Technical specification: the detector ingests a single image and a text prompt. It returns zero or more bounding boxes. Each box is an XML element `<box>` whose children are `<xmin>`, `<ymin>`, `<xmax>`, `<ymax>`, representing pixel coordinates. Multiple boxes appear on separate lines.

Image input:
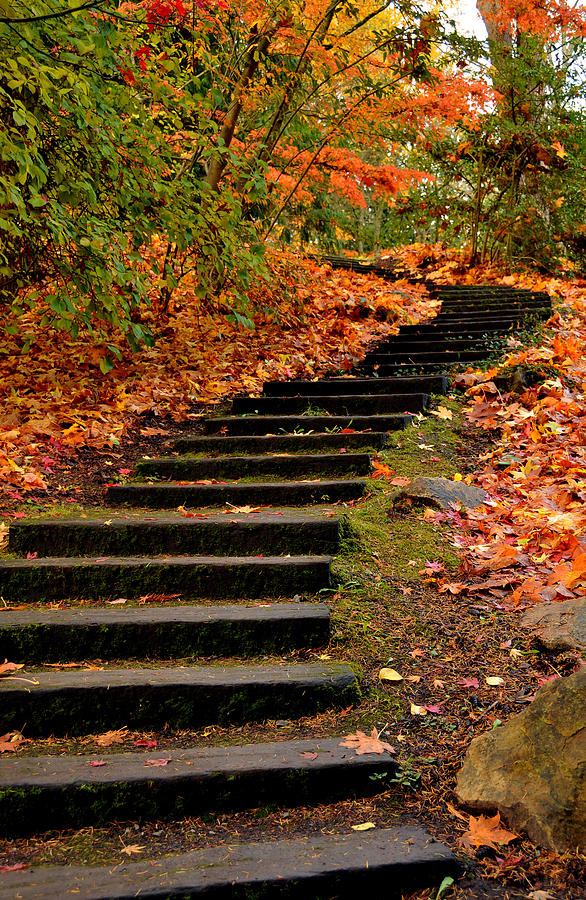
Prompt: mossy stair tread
<box><xmin>8</xmin><ymin>514</ymin><xmax>342</xmax><ymax>556</ymax></box>
<box><xmin>0</xmin><ymin>661</ymin><xmax>353</xmax><ymax>689</ymax></box>
<box><xmin>0</xmin><ymin>737</ymin><xmax>394</xmax><ymax>788</ymax></box>
<box><xmin>134</xmin><ymin>452</ymin><xmax>373</xmax><ymax>478</ymax></box>
<box><xmin>0</xmin><ymin>555</ymin><xmax>332</xmax><ymax>602</ymax></box>
<box><xmin>0</xmin><ymin>662</ymin><xmax>359</xmax><ymax>736</ymax></box>
<box><xmin>173</xmin><ymin>433</ymin><xmax>389</xmax><ymax>454</ymax></box>
<box><xmin>106</xmin><ymin>480</ymin><xmax>367</xmax><ymax>508</ymax></box>
<box><xmin>0</xmin><ymin>603</ymin><xmax>331</xmax><ymax>662</ymax></box>
<box><xmin>261</xmin><ymin>375</ymin><xmax>449</xmax><ymax>395</ymax></box>
<box><xmin>0</xmin><ymin>827</ymin><xmax>459</xmax><ymax>900</ymax></box>
<box><xmin>0</xmin><ymin>602</ymin><xmax>330</xmax><ymax>631</ymax></box>
<box><xmin>203</xmin><ymin>414</ymin><xmax>412</xmax><ymax>434</ymax></box>
<box><xmin>0</xmin><ymin>554</ymin><xmax>332</xmax><ymax>569</ymax></box>
<box><xmin>230</xmin><ymin>393</ymin><xmax>429</xmax><ymax>414</ymax></box>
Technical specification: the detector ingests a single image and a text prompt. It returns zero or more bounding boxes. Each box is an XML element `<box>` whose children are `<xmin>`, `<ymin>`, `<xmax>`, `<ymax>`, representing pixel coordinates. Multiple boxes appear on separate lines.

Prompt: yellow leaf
<box><xmin>379</xmin><ymin>668</ymin><xmax>403</xmax><ymax>682</ymax></box>
<box><xmin>486</xmin><ymin>676</ymin><xmax>504</xmax><ymax>686</ymax></box>
<box><xmin>120</xmin><ymin>844</ymin><xmax>145</xmax><ymax>856</ymax></box>
<box><xmin>410</xmin><ymin>703</ymin><xmax>427</xmax><ymax>716</ymax></box>
<box><xmin>453</xmin><ymin>473</ymin><xmax>462</xmax><ymax>482</ymax></box>
<box><xmin>351</xmin><ymin>822</ymin><xmax>376</xmax><ymax>831</ymax></box>
<box><xmin>431</xmin><ymin>406</ymin><xmax>453</xmax><ymax>420</ymax></box>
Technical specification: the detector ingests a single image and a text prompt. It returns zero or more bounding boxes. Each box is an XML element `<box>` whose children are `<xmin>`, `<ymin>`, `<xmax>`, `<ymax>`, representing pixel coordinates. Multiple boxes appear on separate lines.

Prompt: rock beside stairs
<box><xmin>456</xmin><ymin>670</ymin><xmax>586</xmax><ymax>852</ymax></box>
<box><xmin>391</xmin><ymin>475</ymin><xmax>487</xmax><ymax>510</ymax></box>
<box><xmin>522</xmin><ymin>597</ymin><xmax>586</xmax><ymax>653</ymax></box>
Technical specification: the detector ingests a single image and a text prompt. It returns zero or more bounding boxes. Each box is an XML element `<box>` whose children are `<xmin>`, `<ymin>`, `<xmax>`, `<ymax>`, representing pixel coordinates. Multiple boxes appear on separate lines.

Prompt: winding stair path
<box><xmin>0</xmin><ymin>282</ymin><xmax>551</xmax><ymax>899</ymax></box>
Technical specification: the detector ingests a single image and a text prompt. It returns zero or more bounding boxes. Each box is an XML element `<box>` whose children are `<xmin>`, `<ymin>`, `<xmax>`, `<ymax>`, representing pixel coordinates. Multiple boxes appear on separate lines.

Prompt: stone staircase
<box><xmin>0</xmin><ymin>283</ymin><xmax>551</xmax><ymax>899</ymax></box>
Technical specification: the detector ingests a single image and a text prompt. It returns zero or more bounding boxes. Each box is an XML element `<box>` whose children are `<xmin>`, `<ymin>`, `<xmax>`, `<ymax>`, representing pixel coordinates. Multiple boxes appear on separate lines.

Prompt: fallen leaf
<box><xmin>0</xmin><ymin>731</ymin><xmax>24</xmax><ymax>753</ymax></box>
<box><xmin>89</xmin><ymin>760</ymin><xmax>107</xmax><ymax>768</ymax></box>
<box><xmin>458</xmin><ymin>677</ymin><xmax>480</xmax><ymax>689</ymax></box>
<box><xmin>225</xmin><ymin>503</ymin><xmax>267</xmax><ymax>514</ymax></box>
<box><xmin>351</xmin><ymin>822</ymin><xmax>376</xmax><ymax>831</ymax></box>
<box><xmin>299</xmin><ymin>751</ymin><xmax>318</xmax><ymax>760</ymax></box>
<box><xmin>0</xmin><ymin>863</ymin><xmax>29</xmax><ymax>872</ymax></box>
<box><xmin>379</xmin><ymin>667</ymin><xmax>403</xmax><ymax>682</ymax></box>
<box><xmin>120</xmin><ymin>844</ymin><xmax>145</xmax><ymax>856</ymax></box>
<box><xmin>95</xmin><ymin>727</ymin><xmax>128</xmax><ymax>747</ymax></box>
<box><xmin>144</xmin><ymin>758</ymin><xmax>171</xmax><ymax>767</ymax></box>
<box><xmin>486</xmin><ymin>676</ymin><xmax>505</xmax><ymax>687</ymax></box>
<box><xmin>410</xmin><ymin>703</ymin><xmax>427</xmax><ymax>716</ymax></box>
<box><xmin>390</xmin><ymin>476</ymin><xmax>411</xmax><ymax>486</ymax></box>
<box><xmin>460</xmin><ymin>812</ymin><xmax>518</xmax><ymax>851</ymax></box>
<box><xmin>431</xmin><ymin>406</ymin><xmax>453</xmax><ymax>420</ymax></box>
<box><xmin>339</xmin><ymin>727</ymin><xmax>396</xmax><ymax>755</ymax></box>
<box><xmin>134</xmin><ymin>738</ymin><xmax>158</xmax><ymax>749</ymax></box>
<box><xmin>0</xmin><ymin>661</ymin><xmax>24</xmax><ymax>677</ymax></box>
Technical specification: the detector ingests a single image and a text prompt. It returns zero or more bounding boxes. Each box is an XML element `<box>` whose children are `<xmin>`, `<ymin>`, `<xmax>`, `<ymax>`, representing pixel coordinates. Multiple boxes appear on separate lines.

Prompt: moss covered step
<box><xmin>440</xmin><ymin>294</ymin><xmax>550</xmax><ymax>309</ymax></box>
<box><xmin>230</xmin><ymin>393</ymin><xmax>429</xmax><ymax>416</ymax></box>
<box><xmin>0</xmin><ymin>827</ymin><xmax>459</xmax><ymax>900</ymax></box>
<box><xmin>0</xmin><ymin>603</ymin><xmax>331</xmax><ymax>663</ymax></box>
<box><xmin>107</xmin><ymin>479</ymin><xmax>366</xmax><ymax>508</ymax></box>
<box><xmin>362</xmin><ymin>350</ymin><xmax>487</xmax><ymax>366</ymax></box>
<box><xmin>372</xmin><ymin>338</ymin><xmax>491</xmax><ymax>353</ymax></box>
<box><xmin>0</xmin><ymin>662</ymin><xmax>359</xmax><ymax>736</ymax></box>
<box><xmin>0</xmin><ymin>555</ymin><xmax>332</xmax><ymax>602</ymax></box>
<box><xmin>8</xmin><ymin>514</ymin><xmax>341</xmax><ymax>557</ymax></box>
<box><xmin>435</xmin><ymin>307</ymin><xmax>549</xmax><ymax>322</ymax></box>
<box><xmin>261</xmin><ymin>375</ymin><xmax>449</xmax><ymax>396</ymax></box>
<box><xmin>202</xmin><ymin>414</ymin><xmax>412</xmax><ymax>436</ymax></box>
<box><xmin>0</xmin><ymin>736</ymin><xmax>398</xmax><ymax>835</ymax></box>
<box><xmin>174</xmin><ymin>433</ymin><xmax>389</xmax><ymax>456</ymax></box>
<box><xmin>134</xmin><ymin>452</ymin><xmax>372</xmax><ymax>481</ymax></box>
<box><xmin>399</xmin><ymin>319</ymin><xmax>527</xmax><ymax>334</ymax></box>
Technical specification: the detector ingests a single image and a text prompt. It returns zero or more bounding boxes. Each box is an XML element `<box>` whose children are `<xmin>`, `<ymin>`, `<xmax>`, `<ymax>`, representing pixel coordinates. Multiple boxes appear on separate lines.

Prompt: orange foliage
<box><xmin>0</xmin><ymin>249</ymin><xmax>437</xmax><ymax>502</ymax></box>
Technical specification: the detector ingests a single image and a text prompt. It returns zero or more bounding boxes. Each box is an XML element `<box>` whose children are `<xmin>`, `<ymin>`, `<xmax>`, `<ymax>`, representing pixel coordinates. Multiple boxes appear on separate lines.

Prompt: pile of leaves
<box><xmin>0</xmin><ymin>251</ymin><xmax>437</xmax><ymax>502</ymax></box>
<box><xmin>421</xmin><ymin>271</ymin><xmax>586</xmax><ymax>616</ymax></box>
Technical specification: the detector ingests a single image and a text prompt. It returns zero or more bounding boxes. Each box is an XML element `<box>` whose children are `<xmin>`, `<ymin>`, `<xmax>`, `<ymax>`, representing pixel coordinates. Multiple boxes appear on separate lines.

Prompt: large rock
<box><xmin>522</xmin><ymin>597</ymin><xmax>586</xmax><ymax>653</ymax></box>
<box><xmin>392</xmin><ymin>476</ymin><xmax>487</xmax><ymax>510</ymax></box>
<box><xmin>456</xmin><ymin>670</ymin><xmax>586</xmax><ymax>852</ymax></box>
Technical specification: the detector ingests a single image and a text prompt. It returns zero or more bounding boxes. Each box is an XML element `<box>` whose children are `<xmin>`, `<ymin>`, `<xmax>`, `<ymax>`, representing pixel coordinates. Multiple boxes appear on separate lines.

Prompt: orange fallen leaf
<box><xmin>339</xmin><ymin>727</ymin><xmax>396</xmax><ymax>755</ymax></box>
<box><xmin>460</xmin><ymin>812</ymin><xmax>518</xmax><ymax>851</ymax></box>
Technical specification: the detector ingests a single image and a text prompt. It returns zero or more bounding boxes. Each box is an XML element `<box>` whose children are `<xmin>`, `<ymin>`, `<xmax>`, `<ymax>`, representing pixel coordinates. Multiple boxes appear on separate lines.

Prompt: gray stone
<box><xmin>0</xmin><ymin>827</ymin><xmax>459</xmax><ymax>900</ymax></box>
<box><xmin>522</xmin><ymin>597</ymin><xmax>586</xmax><ymax>652</ymax></box>
<box><xmin>392</xmin><ymin>476</ymin><xmax>487</xmax><ymax>510</ymax></box>
<box><xmin>456</xmin><ymin>670</ymin><xmax>586</xmax><ymax>852</ymax></box>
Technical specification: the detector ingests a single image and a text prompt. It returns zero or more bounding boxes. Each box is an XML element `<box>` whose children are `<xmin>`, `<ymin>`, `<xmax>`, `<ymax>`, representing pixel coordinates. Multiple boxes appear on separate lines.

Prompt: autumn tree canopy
<box><xmin>1</xmin><ymin>0</ymin><xmax>585</xmax><ymax>352</ymax></box>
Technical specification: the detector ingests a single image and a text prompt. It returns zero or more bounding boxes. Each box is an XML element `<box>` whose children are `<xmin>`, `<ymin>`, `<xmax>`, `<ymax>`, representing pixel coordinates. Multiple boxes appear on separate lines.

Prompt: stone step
<box><xmin>261</xmin><ymin>375</ymin><xmax>449</xmax><ymax>396</ymax></box>
<box><xmin>440</xmin><ymin>302</ymin><xmax>549</xmax><ymax>316</ymax></box>
<box><xmin>107</xmin><ymin>479</ymin><xmax>366</xmax><ymax>508</ymax></box>
<box><xmin>0</xmin><ymin>555</ymin><xmax>332</xmax><ymax>602</ymax></box>
<box><xmin>134</xmin><ymin>452</ymin><xmax>372</xmax><ymax>481</ymax></box>
<box><xmin>0</xmin><ymin>737</ymin><xmax>397</xmax><ymax>835</ymax></box>
<box><xmin>0</xmin><ymin>662</ymin><xmax>359</xmax><ymax>737</ymax></box>
<box><xmin>364</xmin><ymin>339</ymin><xmax>490</xmax><ymax>356</ymax></box>
<box><xmin>0</xmin><ymin>827</ymin><xmax>458</xmax><ymax>899</ymax></box>
<box><xmin>0</xmin><ymin>603</ymin><xmax>331</xmax><ymax>663</ymax></box>
<box><xmin>437</xmin><ymin>294</ymin><xmax>543</xmax><ymax>302</ymax></box>
<box><xmin>174</xmin><ymin>433</ymin><xmax>389</xmax><ymax>455</ymax></box>
<box><xmin>230</xmin><ymin>393</ymin><xmax>428</xmax><ymax>416</ymax></box>
<box><xmin>440</xmin><ymin>297</ymin><xmax>549</xmax><ymax>311</ymax></box>
<box><xmin>435</xmin><ymin>307</ymin><xmax>549</xmax><ymax>321</ymax></box>
<box><xmin>8</xmin><ymin>514</ymin><xmax>342</xmax><ymax>557</ymax></box>
<box><xmin>399</xmin><ymin>318</ymin><xmax>523</xmax><ymax>334</ymax></box>
<box><xmin>203</xmin><ymin>414</ymin><xmax>412</xmax><ymax>435</ymax></box>
<box><xmin>362</xmin><ymin>349</ymin><xmax>486</xmax><ymax>366</ymax></box>
<box><xmin>432</xmin><ymin>283</ymin><xmax>535</xmax><ymax>293</ymax></box>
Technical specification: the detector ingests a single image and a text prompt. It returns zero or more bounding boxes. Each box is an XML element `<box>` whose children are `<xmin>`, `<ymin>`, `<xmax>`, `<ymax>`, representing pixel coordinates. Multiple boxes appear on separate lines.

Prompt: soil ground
<box><xmin>0</xmin><ymin>393</ymin><xmax>584</xmax><ymax>900</ymax></box>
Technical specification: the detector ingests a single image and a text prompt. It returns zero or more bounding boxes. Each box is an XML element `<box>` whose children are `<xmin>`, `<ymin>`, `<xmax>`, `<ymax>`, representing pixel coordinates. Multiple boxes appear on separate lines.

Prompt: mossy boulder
<box><xmin>522</xmin><ymin>597</ymin><xmax>586</xmax><ymax>653</ymax></box>
<box><xmin>391</xmin><ymin>476</ymin><xmax>487</xmax><ymax>511</ymax></box>
<box><xmin>456</xmin><ymin>670</ymin><xmax>586</xmax><ymax>852</ymax></box>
